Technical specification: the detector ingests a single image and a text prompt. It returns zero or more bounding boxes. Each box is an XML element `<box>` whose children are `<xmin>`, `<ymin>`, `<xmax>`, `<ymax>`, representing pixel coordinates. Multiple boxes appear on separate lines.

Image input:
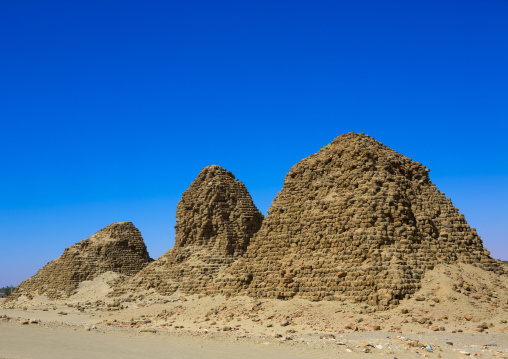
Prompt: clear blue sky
<box><xmin>1</xmin><ymin>1</ymin><xmax>507</xmax><ymax>287</ymax></box>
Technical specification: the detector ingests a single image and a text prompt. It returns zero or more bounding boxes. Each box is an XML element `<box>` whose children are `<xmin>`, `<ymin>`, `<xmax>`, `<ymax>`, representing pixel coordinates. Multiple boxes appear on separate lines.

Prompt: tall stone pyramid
<box><xmin>114</xmin><ymin>165</ymin><xmax>264</xmax><ymax>296</ymax></box>
<box><xmin>217</xmin><ymin>133</ymin><xmax>504</xmax><ymax>308</ymax></box>
<box><xmin>10</xmin><ymin>222</ymin><xmax>152</xmax><ymax>300</ymax></box>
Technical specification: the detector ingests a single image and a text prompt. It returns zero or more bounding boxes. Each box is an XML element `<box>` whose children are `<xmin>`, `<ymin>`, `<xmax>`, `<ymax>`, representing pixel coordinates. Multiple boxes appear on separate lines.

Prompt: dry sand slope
<box><xmin>1</xmin><ymin>263</ymin><xmax>507</xmax><ymax>359</ymax></box>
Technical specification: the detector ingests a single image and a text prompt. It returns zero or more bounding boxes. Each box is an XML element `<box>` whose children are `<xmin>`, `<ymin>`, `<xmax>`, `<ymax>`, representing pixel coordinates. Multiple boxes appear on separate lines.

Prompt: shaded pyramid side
<box><xmin>9</xmin><ymin>222</ymin><xmax>152</xmax><ymax>300</ymax></box>
<box><xmin>216</xmin><ymin>133</ymin><xmax>504</xmax><ymax>308</ymax></box>
<box><xmin>113</xmin><ymin>165</ymin><xmax>264</xmax><ymax>296</ymax></box>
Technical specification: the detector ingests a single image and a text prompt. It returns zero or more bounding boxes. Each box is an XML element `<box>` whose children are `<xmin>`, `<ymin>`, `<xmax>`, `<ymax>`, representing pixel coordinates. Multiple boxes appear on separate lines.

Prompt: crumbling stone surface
<box><xmin>13</xmin><ymin>134</ymin><xmax>504</xmax><ymax>310</ymax></box>
<box><xmin>114</xmin><ymin>165</ymin><xmax>264</xmax><ymax>296</ymax></box>
<box><xmin>9</xmin><ymin>222</ymin><xmax>152</xmax><ymax>300</ymax></box>
<box><xmin>215</xmin><ymin>133</ymin><xmax>505</xmax><ymax>308</ymax></box>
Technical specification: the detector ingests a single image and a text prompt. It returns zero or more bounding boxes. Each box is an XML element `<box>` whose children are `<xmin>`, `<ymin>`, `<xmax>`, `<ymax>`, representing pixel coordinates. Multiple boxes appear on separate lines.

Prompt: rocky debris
<box><xmin>114</xmin><ymin>165</ymin><xmax>263</xmax><ymax>296</ymax></box>
<box><xmin>2</xmin><ymin>313</ymin><xmax>506</xmax><ymax>359</ymax></box>
<box><xmin>8</xmin><ymin>222</ymin><xmax>152</xmax><ymax>300</ymax></box>
<box><xmin>215</xmin><ymin>132</ymin><xmax>505</xmax><ymax>308</ymax></box>
<box><xmin>477</xmin><ymin>323</ymin><xmax>489</xmax><ymax>331</ymax></box>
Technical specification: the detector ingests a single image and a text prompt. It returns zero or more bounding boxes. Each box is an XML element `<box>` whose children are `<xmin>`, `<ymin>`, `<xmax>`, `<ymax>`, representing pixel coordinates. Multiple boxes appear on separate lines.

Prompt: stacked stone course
<box><xmin>9</xmin><ymin>222</ymin><xmax>152</xmax><ymax>300</ymax></box>
<box><xmin>11</xmin><ymin>133</ymin><xmax>505</xmax><ymax>309</ymax></box>
<box><xmin>113</xmin><ymin>165</ymin><xmax>264</xmax><ymax>296</ymax></box>
<box><xmin>215</xmin><ymin>133</ymin><xmax>505</xmax><ymax>308</ymax></box>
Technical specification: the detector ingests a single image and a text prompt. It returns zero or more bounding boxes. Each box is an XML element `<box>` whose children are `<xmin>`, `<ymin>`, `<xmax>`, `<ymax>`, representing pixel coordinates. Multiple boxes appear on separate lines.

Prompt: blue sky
<box><xmin>1</xmin><ymin>1</ymin><xmax>507</xmax><ymax>287</ymax></box>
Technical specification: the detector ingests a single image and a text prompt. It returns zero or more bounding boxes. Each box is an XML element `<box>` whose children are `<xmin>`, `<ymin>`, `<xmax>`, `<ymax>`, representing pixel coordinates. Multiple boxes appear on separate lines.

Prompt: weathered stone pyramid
<box><xmin>10</xmin><ymin>222</ymin><xmax>152</xmax><ymax>300</ymax></box>
<box><xmin>216</xmin><ymin>133</ymin><xmax>504</xmax><ymax>308</ymax></box>
<box><xmin>114</xmin><ymin>165</ymin><xmax>264</xmax><ymax>296</ymax></box>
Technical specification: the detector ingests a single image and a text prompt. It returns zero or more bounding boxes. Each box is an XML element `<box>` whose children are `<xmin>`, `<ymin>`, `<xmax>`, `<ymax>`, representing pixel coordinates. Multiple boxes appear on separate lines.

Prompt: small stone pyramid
<box><xmin>115</xmin><ymin>165</ymin><xmax>264</xmax><ymax>296</ymax></box>
<box><xmin>10</xmin><ymin>222</ymin><xmax>152</xmax><ymax>300</ymax></box>
<box><xmin>217</xmin><ymin>133</ymin><xmax>504</xmax><ymax>308</ymax></box>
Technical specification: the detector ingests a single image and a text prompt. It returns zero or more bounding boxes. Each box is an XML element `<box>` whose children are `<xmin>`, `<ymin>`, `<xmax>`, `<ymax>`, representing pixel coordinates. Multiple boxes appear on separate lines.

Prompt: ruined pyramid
<box><xmin>9</xmin><ymin>133</ymin><xmax>505</xmax><ymax>310</ymax></box>
<box><xmin>114</xmin><ymin>165</ymin><xmax>264</xmax><ymax>296</ymax></box>
<box><xmin>216</xmin><ymin>133</ymin><xmax>505</xmax><ymax>308</ymax></box>
<box><xmin>10</xmin><ymin>222</ymin><xmax>152</xmax><ymax>300</ymax></box>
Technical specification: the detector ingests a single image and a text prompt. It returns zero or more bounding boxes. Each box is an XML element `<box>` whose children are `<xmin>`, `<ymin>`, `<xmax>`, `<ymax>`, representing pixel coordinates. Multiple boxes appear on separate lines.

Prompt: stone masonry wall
<box><xmin>113</xmin><ymin>165</ymin><xmax>264</xmax><ymax>296</ymax></box>
<box><xmin>9</xmin><ymin>222</ymin><xmax>152</xmax><ymax>300</ymax></box>
<box><xmin>215</xmin><ymin>133</ymin><xmax>505</xmax><ymax>308</ymax></box>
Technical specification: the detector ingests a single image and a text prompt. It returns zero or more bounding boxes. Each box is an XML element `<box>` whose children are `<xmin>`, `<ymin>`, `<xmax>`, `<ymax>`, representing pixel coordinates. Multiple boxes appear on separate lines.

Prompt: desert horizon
<box><xmin>2</xmin><ymin>1</ymin><xmax>507</xmax><ymax>358</ymax></box>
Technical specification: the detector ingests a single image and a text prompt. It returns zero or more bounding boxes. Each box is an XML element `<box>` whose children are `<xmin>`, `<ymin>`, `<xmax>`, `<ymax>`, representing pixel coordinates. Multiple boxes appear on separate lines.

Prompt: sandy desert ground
<box><xmin>1</xmin><ymin>263</ymin><xmax>507</xmax><ymax>359</ymax></box>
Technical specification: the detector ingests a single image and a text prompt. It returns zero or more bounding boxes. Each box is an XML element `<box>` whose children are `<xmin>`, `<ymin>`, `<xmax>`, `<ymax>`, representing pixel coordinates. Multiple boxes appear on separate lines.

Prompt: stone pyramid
<box><xmin>10</xmin><ymin>222</ymin><xmax>152</xmax><ymax>300</ymax></box>
<box><xmin>114</xmin><ymin>165</ymin><xmax>264</xmax><ymax>296</ymax></box>
<box><xmin>216</xmin><ymin>133</ymin><xmax>505</xmax><ymax>308</ymax></box>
